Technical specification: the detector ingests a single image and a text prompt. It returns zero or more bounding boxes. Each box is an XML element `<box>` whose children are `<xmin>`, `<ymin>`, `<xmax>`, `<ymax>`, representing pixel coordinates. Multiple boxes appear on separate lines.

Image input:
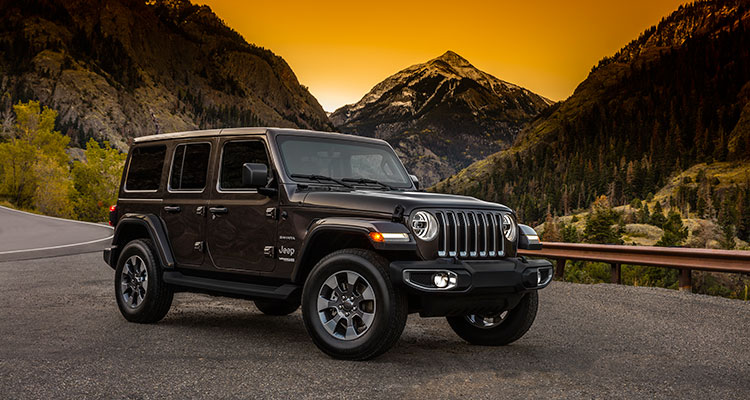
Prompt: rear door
<box><xmin>160</xmin><ymin>141</ymin><xmax>213</xmax><ymax>267</ymax></box>
<box><xmin>206</xmin><ymin>138</ymin><xmax>278</xmax><ymax>273</ymax></box>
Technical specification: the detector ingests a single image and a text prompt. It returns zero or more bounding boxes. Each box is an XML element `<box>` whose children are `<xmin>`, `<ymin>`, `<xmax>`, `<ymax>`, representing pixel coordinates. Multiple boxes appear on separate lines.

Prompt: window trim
<box><xmin>123</xmin><ymin>144</ymin><xmax>167</xmax><ymax>193</ymax></box>
<box><xmin>166</xmin><ymin>141</ymin><xmax>212</xmax><ymax>194</ymax></box>
<box><xmin>215</xmin><ymin>138</ymin><xmax>272</xmax><ymax>194</ymax></box>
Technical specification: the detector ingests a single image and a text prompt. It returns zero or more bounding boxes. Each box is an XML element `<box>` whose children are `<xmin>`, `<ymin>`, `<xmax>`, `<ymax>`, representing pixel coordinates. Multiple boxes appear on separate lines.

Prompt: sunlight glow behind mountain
<box><xmin>199</xmin><ymin>0</ymin><xmax>686</xmax><ymax>111</ymax></box>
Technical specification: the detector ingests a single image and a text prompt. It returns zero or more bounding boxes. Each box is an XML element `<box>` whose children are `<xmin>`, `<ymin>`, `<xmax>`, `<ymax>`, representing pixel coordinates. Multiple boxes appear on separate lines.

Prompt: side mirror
<box><xmin>242</xmin><ymin>163</ymin><xmax>268</xmax><ymax>188</ymax></box>
<box><xmin>409</xmin><ymin>174</ymin><xmax>420</xmax><ymax>190</ymax></box>
<box><xmin>518</xmin><ymin>224</ymin><xmax>542</xmax><ymax>250</ymax></box>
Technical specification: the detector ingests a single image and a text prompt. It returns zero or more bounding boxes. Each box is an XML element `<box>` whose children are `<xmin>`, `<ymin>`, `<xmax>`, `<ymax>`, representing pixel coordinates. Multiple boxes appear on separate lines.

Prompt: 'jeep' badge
<box><xmin>278</xmin><ymin>246</ymin><xmax>295</xmax><ymax>262</ymax></box>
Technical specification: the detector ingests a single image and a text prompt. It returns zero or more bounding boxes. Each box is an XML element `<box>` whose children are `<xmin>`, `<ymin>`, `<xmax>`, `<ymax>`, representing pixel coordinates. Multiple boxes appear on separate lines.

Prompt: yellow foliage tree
<box><xmin>0</xmin><ymin>101</ymin><xmax>75</xmax><ymax>217</ymax></box>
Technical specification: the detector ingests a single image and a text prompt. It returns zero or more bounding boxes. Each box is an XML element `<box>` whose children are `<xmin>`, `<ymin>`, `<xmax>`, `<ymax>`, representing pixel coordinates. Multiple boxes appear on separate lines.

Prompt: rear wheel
<box><xmin>446</xmin><ymin>291</ymin><xmax>538</xmax><ymax>346</ymax></box>
<box><xmin>301</xmin><ymin>249</ymin><xmax>407</xmax><ymax>360</ymax></box>
<box><xmin>115</xmin><ymin>239</ymin><xmax>173</xmax><ymax>323</ymax></box>
<box><xmin>254</xmin><ymin>299</ymin><xmax>299</xmax><ymax>316</ymax></box>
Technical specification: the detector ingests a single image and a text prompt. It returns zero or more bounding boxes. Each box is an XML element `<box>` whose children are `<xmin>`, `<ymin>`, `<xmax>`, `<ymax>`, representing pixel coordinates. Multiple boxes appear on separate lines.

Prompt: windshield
<box><xmin>276</xmin><ymin>135</ymin><xmax>412</xmax><ymax>188</ymax></box>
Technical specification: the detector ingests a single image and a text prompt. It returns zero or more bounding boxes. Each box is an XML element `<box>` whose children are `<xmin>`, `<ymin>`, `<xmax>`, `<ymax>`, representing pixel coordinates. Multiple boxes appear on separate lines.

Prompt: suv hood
<box><xmin>299</xmin><ymin>189</ymin><xmax>512</xmax><ymax>216</ymax></box>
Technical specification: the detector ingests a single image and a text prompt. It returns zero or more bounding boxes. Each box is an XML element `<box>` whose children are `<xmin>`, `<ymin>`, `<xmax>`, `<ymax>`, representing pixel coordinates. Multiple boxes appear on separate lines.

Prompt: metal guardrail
<box><xmin>518</xmin><ymin>242</ymin><xmax>750</xmax><ymax>291</ymax></box>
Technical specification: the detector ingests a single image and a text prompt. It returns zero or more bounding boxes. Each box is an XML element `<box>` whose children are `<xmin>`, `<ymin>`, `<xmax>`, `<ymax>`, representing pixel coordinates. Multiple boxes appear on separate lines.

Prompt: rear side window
<box><xmin>169</xmin><ymin>143</ymin><xmax>211</xmax><ymax>191</ymax></box>
<box><xmin>125</xmin><ymin>145</ymin><xmax>166</xmax><ymax>191</ymax></box>
<box><xmin>220</xmin><ymin>140</ymin><xmax>269</xmax><ymax>190</ymax></box>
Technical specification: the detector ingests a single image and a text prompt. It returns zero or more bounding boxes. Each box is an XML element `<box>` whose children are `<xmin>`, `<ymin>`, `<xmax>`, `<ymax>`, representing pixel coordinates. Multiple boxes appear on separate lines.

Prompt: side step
<box><xmin>163</xmin><ymin>271</ymin><xmax>300</xmax><ymax>301</ymax></box>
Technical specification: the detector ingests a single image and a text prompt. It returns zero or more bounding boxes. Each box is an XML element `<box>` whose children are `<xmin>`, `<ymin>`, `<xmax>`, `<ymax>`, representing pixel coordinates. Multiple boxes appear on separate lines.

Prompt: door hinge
<box><xmin>264</xmin><ymin>246</ymin><xmax>275</xmax><ymax>258</ymax></box>
<box><xmin>194</xmin><ymin>241</ymin><xmax>204</xmax><ymax>252</ymax></box>
<box><xmin>265</xmin><ymin>207</ymin><xmax>278</xmax><ymax>220</ymax></box>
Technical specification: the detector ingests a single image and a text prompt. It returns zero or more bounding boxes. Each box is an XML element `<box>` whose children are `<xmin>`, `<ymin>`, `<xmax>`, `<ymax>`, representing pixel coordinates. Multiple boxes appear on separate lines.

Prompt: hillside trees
<box><xmin>0</xmin><ymin>101</ymin><xmax>125</xmax><ymax>221</ymax></box>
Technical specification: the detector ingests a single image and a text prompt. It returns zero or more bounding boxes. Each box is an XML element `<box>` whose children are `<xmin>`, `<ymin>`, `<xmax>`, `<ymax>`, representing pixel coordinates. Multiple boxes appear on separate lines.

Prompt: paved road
<box><xmin>1</xmin><ymin>252</ymin><xmax>748</xmax><ymax>399</ymax></box>
<box><xmin>0</xmin><ymin>206</ymin><xmax>113</xmax><ymax>262</ymax></box>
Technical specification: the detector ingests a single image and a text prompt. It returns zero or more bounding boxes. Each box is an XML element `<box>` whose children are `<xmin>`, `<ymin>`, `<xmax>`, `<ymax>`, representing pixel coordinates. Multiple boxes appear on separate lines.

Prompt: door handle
<box><xmin>209</xmin><ymin>206</ymin><xmax>228</xmax><ymax>215</ymax></box>
<box><xmin>163</xmin><ymin>206</ymin><xmax>181</xmax><ymax>213</ymax></box>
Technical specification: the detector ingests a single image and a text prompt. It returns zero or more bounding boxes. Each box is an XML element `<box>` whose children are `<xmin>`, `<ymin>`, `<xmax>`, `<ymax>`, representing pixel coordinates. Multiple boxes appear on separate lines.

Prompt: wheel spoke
<box><xmin>323</xmin><ymin>313</ymin><xmax>342</xmax><ymax>334</ymax></box>
<box><xmin>345</xmin><ymin>271</ymin><xmax>358</xmax><ymax>289</ymax></box>
<box><xmin>317</xmin><ymin>295</ymin><xmax>336</xmax><ymax>312</ymax></box>
<box><xmin>359</xmin><ymin>310</ymin><xmax>374</xmax><ymax>327</ymax></box>
<box><xmin>322</xmin><ymin>275</ymin><xmax>338</xmax><ymax>292</ymax></box>
<box><xmin>360</xmin><ymin>285</ymin><xmax>375</xmax><ymax>301</ymax></box>
<box><xmin>343</xmin><ymin>319</ymin><xmax>358</xmax><ymax>340</ymax></box>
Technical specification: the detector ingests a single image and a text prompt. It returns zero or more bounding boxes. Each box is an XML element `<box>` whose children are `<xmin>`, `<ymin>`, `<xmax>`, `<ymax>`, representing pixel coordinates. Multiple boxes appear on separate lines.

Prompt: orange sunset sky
<box><xmin>199</xmin><ymin>0</ymin><xmax>686</xmax><ymax>111</ymax></box>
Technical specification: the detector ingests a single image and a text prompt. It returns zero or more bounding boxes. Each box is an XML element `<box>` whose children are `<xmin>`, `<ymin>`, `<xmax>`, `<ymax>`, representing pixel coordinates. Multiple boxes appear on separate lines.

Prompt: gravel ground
<box><xmin>1</xmin><ymin>252</ymin><xmax>748</xmax><ymax>399</ymax></box>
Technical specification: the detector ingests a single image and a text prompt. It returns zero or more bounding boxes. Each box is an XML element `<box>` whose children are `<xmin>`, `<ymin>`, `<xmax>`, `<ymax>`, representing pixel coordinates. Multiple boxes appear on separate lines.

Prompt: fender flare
<box><xmin>111</xmin><ymin>214</ymin><xmax>175</xmax><ymax>269</ymax></box>
<box><xmin>290</xmin><ymin>217</ymin><xmax>415</xmax><ymax>283</ymax></box>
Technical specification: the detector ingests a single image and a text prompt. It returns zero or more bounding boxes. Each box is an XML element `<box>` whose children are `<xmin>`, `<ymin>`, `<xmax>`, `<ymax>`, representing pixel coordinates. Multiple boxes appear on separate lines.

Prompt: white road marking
<box><xmin>0</xmin><ymin>205</ymin><xmax>114</xmax><ymax>229</ymax></box>
<box><xmin>0</xmin><ymin>235</ymin><xmax>114</xmax><ymax>255</ymax></box>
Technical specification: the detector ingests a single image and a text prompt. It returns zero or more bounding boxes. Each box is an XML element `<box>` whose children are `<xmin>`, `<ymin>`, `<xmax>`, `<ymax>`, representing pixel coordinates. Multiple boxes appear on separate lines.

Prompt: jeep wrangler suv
<box><xmin>103</xmin><ymin>127</ymin><xmax>553</xmax><ymax>360</ymax></box>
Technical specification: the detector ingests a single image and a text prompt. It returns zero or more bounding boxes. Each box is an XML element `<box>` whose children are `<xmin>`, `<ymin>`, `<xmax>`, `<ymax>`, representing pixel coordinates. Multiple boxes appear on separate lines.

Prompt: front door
<box><xmin>160</xmin><ymin>141</ymin><xmax>213</xmax><ymax>267</ymax></box>
<box><xmin>206</xmin><ymin>138</ymin><xmax>277</xmax><ymax>273</ymax></box>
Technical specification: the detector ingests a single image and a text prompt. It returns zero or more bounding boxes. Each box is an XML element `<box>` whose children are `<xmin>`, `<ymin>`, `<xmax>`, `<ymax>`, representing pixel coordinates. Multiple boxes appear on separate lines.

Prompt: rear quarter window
<box><xmin>125</xmin><ymin>145</ymin><xmax>167</xmax><ymax>191</ymax></box>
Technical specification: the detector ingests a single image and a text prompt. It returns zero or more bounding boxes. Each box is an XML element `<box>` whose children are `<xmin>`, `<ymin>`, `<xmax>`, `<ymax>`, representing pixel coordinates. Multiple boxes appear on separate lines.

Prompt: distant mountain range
<box><xmin>435</xmin><ymin>0</ymin><xmax>750</xmax><ymax>224</ymax></box>
<box><xmin>331</xmin><ymin>51</ymin><xmax>552</xmax><ymax>186</ymax></box>
<box><xmin>0</xmin><ymin>0</ymin><xmax>331</xmax><ymax>149</ymax></box>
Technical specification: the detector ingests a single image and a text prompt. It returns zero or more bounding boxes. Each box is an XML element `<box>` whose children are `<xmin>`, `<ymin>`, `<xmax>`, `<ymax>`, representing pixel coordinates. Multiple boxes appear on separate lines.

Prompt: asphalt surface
<box><xmin>1</xmin><ymin>252</ymin><xmax>748</xmax><ymax>399</ymax></box>
<box><xmin>0</xmin><ymin>206</ymin><xmax>113</xmax><ymax>262</ymax></box>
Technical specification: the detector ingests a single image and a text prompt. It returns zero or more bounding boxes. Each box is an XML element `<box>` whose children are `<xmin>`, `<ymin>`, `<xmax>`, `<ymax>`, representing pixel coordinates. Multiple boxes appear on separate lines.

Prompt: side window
<box><xmin>219</xmin><ymin>140</ymin><xmax>269</xmax><ymax>190</ymax></box>
<box><xmin>125</xmin><ymin>145</ymin><xmax>167</xmax><ymax>191</ymax></box>
<box><xmin>169</xmin><ymin>143</ymin><xmax>211</xmax><ymax>191</ymax></box>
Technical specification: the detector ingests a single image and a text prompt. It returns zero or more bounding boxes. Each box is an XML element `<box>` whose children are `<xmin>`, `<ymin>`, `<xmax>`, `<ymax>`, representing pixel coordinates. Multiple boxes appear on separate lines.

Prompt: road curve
<box><xmin>0</xmin><ymin>252</ymin><xmax>748</xmax><ymax>399</ymax></box>
<box><xmin>0</xmin><ymin>206</ymin><xmax>112</xmax><ymax>262</ymax></box>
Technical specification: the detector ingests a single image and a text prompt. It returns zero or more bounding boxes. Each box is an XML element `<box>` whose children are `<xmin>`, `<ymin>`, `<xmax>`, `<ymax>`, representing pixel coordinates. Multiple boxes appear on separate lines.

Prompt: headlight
<box><xmin>410</xmin><ymin>211</ymin><xmax>438</xmax><ymax>241</ymax></box>
<box><xmin>501</xmin><ymin>213</ymin><xmax>517</xmax><ymax>242</ymax></box>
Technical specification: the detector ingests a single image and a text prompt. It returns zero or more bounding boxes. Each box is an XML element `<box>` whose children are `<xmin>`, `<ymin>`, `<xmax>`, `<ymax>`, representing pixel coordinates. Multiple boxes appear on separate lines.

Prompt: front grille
<box><xmin>434</xmin><ymin>210</ymin><xmax>507</xmax><ymax>259</ymax></box>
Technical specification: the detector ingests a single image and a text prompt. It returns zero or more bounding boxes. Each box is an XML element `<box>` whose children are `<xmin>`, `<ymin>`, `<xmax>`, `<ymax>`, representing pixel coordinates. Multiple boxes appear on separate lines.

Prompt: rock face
<box><xmin>331</xmin><ymin>51</ymin><xmax>552</xmax><ymax>186</ymax></box>
<box><xmin>0</xmin><ymin>0</ymin><xmax>332</xmax><ymax>149</ymax></box>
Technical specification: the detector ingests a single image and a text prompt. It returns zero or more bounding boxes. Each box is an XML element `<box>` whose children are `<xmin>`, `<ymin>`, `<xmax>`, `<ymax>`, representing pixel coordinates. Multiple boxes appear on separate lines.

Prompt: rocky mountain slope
<box><xmin>331</xmin><ymin>51</ymin><xmax>552</xmax><ymax>186</ymax></box>
<box><xmin>0</xmin><ymin>0</ymin><xmax>331</xmax><ymax>149</ymax></box>
<box><xmin>435</xmin><ymin>0</ymin><xmax>750</xmax><ymax>224</ymax></box>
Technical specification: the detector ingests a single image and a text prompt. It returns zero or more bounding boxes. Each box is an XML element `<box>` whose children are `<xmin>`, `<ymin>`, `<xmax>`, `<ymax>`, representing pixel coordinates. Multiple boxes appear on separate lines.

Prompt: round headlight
<box><xmin>501</xmin><ymin>213</ymin><xmax>517</xmax><ymax>242</ymax></box>
<box><xmin>410</xmin><ymin>211</ymin><xmax>439</xmax><ymax>241</ymax></box>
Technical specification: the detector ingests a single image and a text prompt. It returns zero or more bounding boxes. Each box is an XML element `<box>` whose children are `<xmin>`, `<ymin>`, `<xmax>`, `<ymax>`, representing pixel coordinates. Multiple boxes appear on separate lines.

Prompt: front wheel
<box><xmin>446</xmin><ymin>291</ymin><xmax>538</xmax><ymax>346</ymax></box>
<box><xmin>301</xmin><ymin>249</ymin><xmax>408</xmax><ymax>360</ymax></box>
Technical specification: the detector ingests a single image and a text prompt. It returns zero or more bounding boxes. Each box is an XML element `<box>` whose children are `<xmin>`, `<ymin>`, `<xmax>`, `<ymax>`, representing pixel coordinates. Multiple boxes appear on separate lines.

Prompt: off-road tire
<box><xmin>446</xmin><ymin>291</ymin><xmax>538</xmax><ymax>346</ymax></box>
<box><xmin>301</xmin><ymin>249</ymin><xmax>408</xmax><ymax>360</ymax></box>
<box><xmin>254</xmin><ymin>299</ymin><xmax>300</xmax><ymax>316</ymax></box>
<box><xmin>115</xmin><ymin>239</ymin><xmax>174</xmax><ymax>323</ymax></box>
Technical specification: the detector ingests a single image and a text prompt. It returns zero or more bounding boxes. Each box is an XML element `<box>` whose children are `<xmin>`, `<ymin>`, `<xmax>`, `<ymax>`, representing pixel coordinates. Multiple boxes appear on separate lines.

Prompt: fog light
<box><xmin>433</xmin><ymin>272</ymin><xmax>449</xmax><ymax>288</ymax></box>
<box><xmin>537</xmin><ymin>269</ymin><xmax>542</xmax><ymax>285</ymax></box>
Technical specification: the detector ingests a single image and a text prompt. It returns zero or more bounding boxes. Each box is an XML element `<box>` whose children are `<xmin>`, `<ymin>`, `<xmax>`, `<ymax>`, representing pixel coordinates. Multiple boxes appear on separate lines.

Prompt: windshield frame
<box><xmin>275</xmin><ymin>134</ymin><xmax>414</xmax><ymax>189</ymax></box>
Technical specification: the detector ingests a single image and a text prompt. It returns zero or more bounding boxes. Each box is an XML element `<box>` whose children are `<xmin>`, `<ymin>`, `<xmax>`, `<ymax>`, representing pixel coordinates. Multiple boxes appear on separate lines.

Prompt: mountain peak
<box><xmin>432</xmin><ymin>50</ymin><xmax>471</xmax><ymax>67</ymax></box>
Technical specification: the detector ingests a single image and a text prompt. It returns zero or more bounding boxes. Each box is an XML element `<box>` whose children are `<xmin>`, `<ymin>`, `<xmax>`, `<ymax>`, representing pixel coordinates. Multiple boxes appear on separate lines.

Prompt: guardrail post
<box><xmin>555</xmin><ymin>258</ymin><xmax>565</xmax><ymax>279</ymax></box>
<box><xmin>610</xmin><ymin>263</ymin><xmax>621</xmax><ymax>284</ymax></box>
<box><xmin>679</xmin><ymin>269</ymin><xmax>692</xmax><ymax>292</ymax></box>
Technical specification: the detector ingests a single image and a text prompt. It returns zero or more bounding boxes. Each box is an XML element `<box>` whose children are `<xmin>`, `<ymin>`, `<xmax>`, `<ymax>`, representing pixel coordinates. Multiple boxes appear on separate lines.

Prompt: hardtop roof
<box><xmin>132</xmin><ymin>127</ymin><xmax>386</xmax><ymax>145</ymax></box>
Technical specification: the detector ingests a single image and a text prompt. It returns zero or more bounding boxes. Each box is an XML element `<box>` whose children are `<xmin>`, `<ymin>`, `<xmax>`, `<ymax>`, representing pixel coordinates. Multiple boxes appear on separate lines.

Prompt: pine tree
<box><xmin>649</xmin><ymin>201</ymin><xmax>667</xmax><ymax>227</ymax></box>
<box><xmin>656</xmin><ymin>210</ymin><xmax>688</xmax><ymax>246</ymax></box>
<box><xmin>584</xmin><ymin>195</ymin><xmax>623</xmax><ymax>244</ymax></box>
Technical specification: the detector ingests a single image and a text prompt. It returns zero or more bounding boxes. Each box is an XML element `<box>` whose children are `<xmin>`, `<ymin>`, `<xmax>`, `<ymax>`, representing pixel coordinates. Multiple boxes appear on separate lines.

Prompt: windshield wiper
<box><xmin>342</xmin><ymin>177</ymin><xmax>398</xmax><ymax>191</ymax></box>
<box><xmin>290</xmin><ymin>174</ymin><xmax>353</xmax><ymax>188</ymax></box>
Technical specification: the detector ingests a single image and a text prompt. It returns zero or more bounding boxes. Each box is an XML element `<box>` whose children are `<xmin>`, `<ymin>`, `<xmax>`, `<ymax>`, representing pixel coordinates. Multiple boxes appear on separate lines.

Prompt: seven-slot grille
<box><xmin>434</xmin><ymin>210</ymin><xmax>507</xmax><ymax>259</ymax></box>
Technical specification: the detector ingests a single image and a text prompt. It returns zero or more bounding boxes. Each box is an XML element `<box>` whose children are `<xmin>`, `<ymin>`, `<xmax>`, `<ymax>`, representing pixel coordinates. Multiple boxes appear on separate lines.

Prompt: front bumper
<box><xmin>389</xmin><ymin>257</ymin><xmax>553</xmax><ymax>317</ymax></box>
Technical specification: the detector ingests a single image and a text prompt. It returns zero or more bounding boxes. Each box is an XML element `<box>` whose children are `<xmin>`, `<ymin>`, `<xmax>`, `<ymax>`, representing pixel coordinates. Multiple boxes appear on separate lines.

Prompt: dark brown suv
<box><xmin>103</xmin><ymin>127</ymin><xmax>552</xmax><ymax>360</ymax></box>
